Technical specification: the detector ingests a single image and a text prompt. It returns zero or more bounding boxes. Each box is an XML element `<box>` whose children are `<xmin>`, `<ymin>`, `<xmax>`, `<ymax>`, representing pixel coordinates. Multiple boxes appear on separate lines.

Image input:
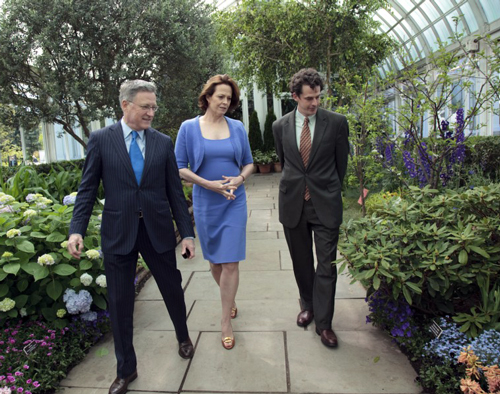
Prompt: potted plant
<box><xmin>252</xmin><ymin>150</ymin><xmax>273</xmax><ymax>173</ymax></box>
<box><xmin>271</xmin><ymin>151</ymin><xmax>281</xmax><ymax>172</ymax></box>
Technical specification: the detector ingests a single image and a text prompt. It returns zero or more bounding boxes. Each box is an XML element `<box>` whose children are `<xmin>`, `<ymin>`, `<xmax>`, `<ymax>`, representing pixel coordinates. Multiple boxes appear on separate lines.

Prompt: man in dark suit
<box><xmin>273</xmin><ymin>68</ymin><xmax>349</xmax><ymax>348</ymax></box>
<box><xmin>67</xmin><ymin>80</ymin><xmax>196</xmax><ymax>394</ymax></box>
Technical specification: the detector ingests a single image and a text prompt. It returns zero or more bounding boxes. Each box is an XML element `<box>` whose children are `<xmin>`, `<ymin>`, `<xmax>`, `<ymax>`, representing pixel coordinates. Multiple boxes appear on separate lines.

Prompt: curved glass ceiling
<box><xmin>378</xmin><ymin>0</ymin><xmax>500</xmax><ymax>76</ymax></box>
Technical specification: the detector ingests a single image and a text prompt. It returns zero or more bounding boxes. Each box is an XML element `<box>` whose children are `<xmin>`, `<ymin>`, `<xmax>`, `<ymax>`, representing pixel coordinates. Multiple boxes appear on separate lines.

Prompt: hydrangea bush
<box><xmin>0</xmin><ymin>192</ymin><xmax>106</xmax><ymax>328</ymax></box>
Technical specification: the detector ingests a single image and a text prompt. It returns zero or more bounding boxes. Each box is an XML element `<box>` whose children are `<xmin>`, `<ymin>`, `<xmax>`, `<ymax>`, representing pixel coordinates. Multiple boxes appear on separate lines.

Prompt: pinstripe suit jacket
<box><xmin>69</xmin><ymin>121</ymin><xmax>195</xmax><ymax>255</ymax></box>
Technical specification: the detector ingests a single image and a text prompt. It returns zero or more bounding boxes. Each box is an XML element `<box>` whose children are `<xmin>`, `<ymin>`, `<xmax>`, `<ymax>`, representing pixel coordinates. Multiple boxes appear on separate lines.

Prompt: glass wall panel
<box><xmin>422</xmin><ymin>28</ymin><xmax>439</xmax><ymax>50</ymax></box>
<box><xmin>409</xmin><ymin>8</ymin><xmax>429</xmax><ymax>28</ymax></box>
<box><xmin>396</xmin><ymin>0</ymin><xmax>415</xmax><ymax>14</ymax></box>
<box><xmin>400</xmin><ymin>19</ymin><xmax>415</xmax><ymax>37</ymax></box>
<box><xmin>433</xmin><ymin>0</ymin><xmax>454</xmax><ymax>13</ymax></box>
<box><xmin>378</xmin><ymin>8</ymin><xmax>398</xmax><ymax>26</ymax></box>
<box><xmin>460</xmin><ymin>4</ymin><xmax>479</xmax><ymax>33</ymax></box>
<box><xmin>394</xmin><ymin>24</ymin><xmax>409</xmax><ymax>41</ymax></box>
<box><xmin>419</xmin><ymin>1</ymin><xmax>440</xmax><ymax>21</ymax></box>
<box><xmin>434</xmin><ymin>19</ymin><xmax>451</xmax><ymax>43</ymax></box>
<box><xmin>479</xmin><ymin>0</ymin><xmax>500</xmax><ymax>23</ymax></box>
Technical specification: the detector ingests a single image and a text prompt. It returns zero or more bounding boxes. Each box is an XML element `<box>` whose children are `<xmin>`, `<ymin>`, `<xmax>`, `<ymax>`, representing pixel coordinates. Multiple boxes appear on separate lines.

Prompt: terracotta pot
<box><xmin>257</xmin><ymin>163</ymin><xmax>272</xmax><ymax>173</ymax></box>
<box><xmin>273</xmin><ymin>162</ymin><xmax>282</xmax><ymax>172</ymax></box>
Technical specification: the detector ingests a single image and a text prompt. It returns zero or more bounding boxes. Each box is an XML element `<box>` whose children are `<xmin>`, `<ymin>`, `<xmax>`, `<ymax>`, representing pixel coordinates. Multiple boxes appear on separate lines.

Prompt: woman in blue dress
<box><xmin>175</xmin><ymin>75</ymin><xmax>254</xmax><ymax>350</ymax></box>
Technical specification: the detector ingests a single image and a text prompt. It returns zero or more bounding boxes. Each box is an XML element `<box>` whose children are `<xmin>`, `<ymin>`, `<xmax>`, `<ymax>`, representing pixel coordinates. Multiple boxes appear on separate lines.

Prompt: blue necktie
<box><xmin>129</xmin><ymin>131</ymin><xmax>144</xmax><ymax>185</ymax></box>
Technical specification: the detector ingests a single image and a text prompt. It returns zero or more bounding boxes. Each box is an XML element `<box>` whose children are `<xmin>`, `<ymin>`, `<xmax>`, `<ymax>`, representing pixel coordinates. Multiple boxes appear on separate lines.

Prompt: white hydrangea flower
<box><xmin>0</xmin><ymin>297</ymin><xmax>15</xmax><ymax>312</ymax></box>
<box><xmin>80</xmin><ymin>273</ymin><xmax>93</xmax><ymax>286</ymax></box>
<box><xmin>96</xmin><ymin>274</ymin><xmax>107</xmax><ymax>288</ymax></box>
<box><xmin>85</xmin><ymin>249</ymin><xmax>101</xmax><ymax>260</ymax></box>
<box><xmin>6</xmin><ymin>229</ymin><xmax>21</xmax><ymax>238</ymax></box>
<box><xmin>23</xmin><ymin>209</ymin><xmax>37</xmax><ymax>218</ymax></box>
<box><xmin>20</xmin><ymin>308</ymin><xmax>27</xmax><ymax>317</ymax></box>
<box><xmin>37</xmin><ymin>254</ymin><xmax>55</xmax><ymax>266</ymax></box>
<box><xmin>60</xmin><ymin>241</ymin><xmax>69</xmax><ymax>248</ymax></box>
<box><xmin>57</xmin><ymin>309</ymin><xmax>67</xmax><ymax>318</ymax></box>
<box><xmin>0</xmin><ymin>193</ymin><xmax>15</xmax><ymax>205</ymax></box>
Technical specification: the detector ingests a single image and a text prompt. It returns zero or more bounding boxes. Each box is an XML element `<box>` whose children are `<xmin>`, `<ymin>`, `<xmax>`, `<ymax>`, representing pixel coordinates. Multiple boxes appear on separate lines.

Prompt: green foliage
<box><xmin>338</xmin><ymin>184</ymin><xmax>500</xmax><ymax>337</ymax></box>
<box><xmin>216</xmin><ymin>0</ymin><xmax>394</xmax><ymax>100</ymax></box>
<box><xmin>248</xmin><ymin>110</ymin><xmax>263</xmax><ymax>152</ymax></box>
<box><xmin>0</xmin><ymin>0</ymin><xmax>223</xmax><ymax>147</ymax></box>
<box><xmin>364</xmin><ymin>191</ymin><xmax>401</xmax><ymax>215</ymax></box>
<box><xmin>262</xmin><ymin>109</ymin><xmax>277</xmax><ymax>153</ymax></box>
<box><xmin>465</xmin><ymin>136</ymin><xmax>500</xmax><ymax>182</ymax></box>
<box><xmin>252</xmin><ymin>149</ymin><xmax>273</xmax><ymax>165</ymax></box>
<box><xmin>0</xmin><ymin>191</ymin><xmax>105</xmax><ymax>327</ymax></box>
<box><xmin>1</xmin><ymin>164</ymin><xmax>85</xmax><ymax>204</ymax></box>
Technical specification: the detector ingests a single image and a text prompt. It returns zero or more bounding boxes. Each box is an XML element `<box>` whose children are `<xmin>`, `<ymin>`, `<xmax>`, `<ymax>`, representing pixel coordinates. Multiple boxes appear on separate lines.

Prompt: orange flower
<box><xmin>460</xmin><ymin>378</ymin><xmax>487</xmax><ymax>394</ymax></box>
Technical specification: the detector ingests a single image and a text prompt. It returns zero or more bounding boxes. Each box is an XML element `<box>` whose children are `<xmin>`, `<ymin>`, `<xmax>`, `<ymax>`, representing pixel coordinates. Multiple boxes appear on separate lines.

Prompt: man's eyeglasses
<box><xmin>129</xmin><ymin>101</ymin><xmax>159</xmax><ymax>112</ymax></box>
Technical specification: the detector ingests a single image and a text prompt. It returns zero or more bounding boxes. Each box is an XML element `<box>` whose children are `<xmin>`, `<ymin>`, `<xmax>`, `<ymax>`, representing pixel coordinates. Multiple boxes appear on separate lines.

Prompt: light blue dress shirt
<box><xmin>121</xmin><ymin>118</ymin><xmax>146</xmax><ymax>157</ymax></box>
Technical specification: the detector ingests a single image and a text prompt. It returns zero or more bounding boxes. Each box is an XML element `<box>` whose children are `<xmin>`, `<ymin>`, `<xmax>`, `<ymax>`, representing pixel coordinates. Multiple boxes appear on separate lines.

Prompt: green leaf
<box><xmin>17</xmin><ymin>279</ymin><xmax>29</xmax><ymax>292</ymax></box>
<box><xmin>3</xmin><ymin>263</ymin><xmax>21</xmax><ymax>275</ymax></box>
<box><xmin>46</xmin><ymin>232</ymin><xmax>66</xmax><ymax>243</ymax></box>
<box><xmin>402</xmin><ymin>286</ymin><xmax>412</xmax><ymax>305</ymax></box>
<box><xmin>468</xmin><ymin>245</ymin><xmax>490</xmax><ymax>258</ymax></box>
<box><xmin>30</xmin><ymin>231</ymin><xmax>47</xmax><ymax>238</ymax></box>
<box><xmin>0</xmin><ymin>283</ymin><xmax>9</xmax><ymax>297</ymax></box>
<box><xmin>0</xmin><ymin>270</ymin><xmax>7</xmax><ymax>281</ymax></box>
<box><xmin>373</xmin><ymin>274</ymin><xmax>381</xmax><ymax>290</ymax></box>
<box><xmin>93</xmin><ymin>294</ymin><xmax>107</xmax><ymax>310</ymax></box>
<box><xmin>41</xmin><ymin>307</ymin><xmax>56</xmax><ymax>321</ymax></box>
<box><xmin>46</xmin><ymin>280</ymin><xmax>63</xmax><ymax>301</ymax></box>
<box><xmin>406</xmin><ymin>282</ymin><xmax>422</xmax><ymax>294</ymax></box>
<box><xmin>16</xmin><ymin>240</ymin><xmax>35</xmax><ymax>254</ymax></box>
<box><xmin>95</xmin><ymin>348</ymin><xmax>109</xmax><ymax>357</ymax></box>
<box><xmin>53</xmin><ymin>319</ymin><xmax>69</xmax><ymax>329</ymax></box>
<box><xmin>459</xmin><ymin>250</ymin><xmax>468</xmax><ymax>264</ymax></box>
<box><xmin>52</xmin><ymin>264</ymin><xmax>77</xmax><ymax>276</ymax></box>
<box><xmin>33</xmin><ymin>265</ymin><xmax>49</xmax><ymax>281</ymax></box>
<box><xmin>14</xmin><ymin>294</ymin><xmax>29</xmax><ymax>308</ymax></box>
<box><xmin>79</xmin><ymin>260</ymin><xmax>93</xmax><ymax>270</ymax></box>
<box><xmin>373</xmin><ymin>356</ymin><xmax>380</xmax><ymax>363</ymax></box>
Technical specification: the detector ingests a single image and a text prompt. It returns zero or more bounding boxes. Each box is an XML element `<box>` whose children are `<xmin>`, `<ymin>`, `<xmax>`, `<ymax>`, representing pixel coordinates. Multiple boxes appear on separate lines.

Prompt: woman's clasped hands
<box><xmin>205</xmin><ymin>175</ymin><xmax>243</xmax><ymax>200</ymax></box>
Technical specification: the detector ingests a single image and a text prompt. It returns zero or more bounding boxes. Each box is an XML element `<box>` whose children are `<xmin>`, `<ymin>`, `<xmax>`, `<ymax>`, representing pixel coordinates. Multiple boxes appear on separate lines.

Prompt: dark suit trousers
<box><xmin>283</xmin><ymin>200</ymin><xmax>339</xmax><ymax>330</ymax></box>
<box><xmin>104</xmin><ymin>219</ymin><xmax>188</xmax><ymax>378</ymax></box>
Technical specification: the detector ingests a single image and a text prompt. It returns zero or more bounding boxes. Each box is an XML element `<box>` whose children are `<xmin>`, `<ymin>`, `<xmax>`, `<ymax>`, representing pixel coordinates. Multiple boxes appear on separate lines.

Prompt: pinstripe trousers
<box><xmin>104</xmin><ymin>219</ymin><xmax>188</xmax><ymax>378</ymax></box>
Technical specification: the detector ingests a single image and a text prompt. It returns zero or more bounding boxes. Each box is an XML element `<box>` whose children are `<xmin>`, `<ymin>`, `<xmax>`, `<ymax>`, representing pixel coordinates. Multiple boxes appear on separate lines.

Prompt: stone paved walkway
<box><xmin>58</xmin><ymin>173</ymin><xmax>421</xmax><ymax>394</ymax></box>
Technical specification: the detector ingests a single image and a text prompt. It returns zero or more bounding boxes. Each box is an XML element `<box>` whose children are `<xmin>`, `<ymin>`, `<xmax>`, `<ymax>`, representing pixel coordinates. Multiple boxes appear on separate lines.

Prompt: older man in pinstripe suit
<box><xmin>68</xmin><ymin>80</ymin><xmax>196</xmax><ymax>394</ymax></box>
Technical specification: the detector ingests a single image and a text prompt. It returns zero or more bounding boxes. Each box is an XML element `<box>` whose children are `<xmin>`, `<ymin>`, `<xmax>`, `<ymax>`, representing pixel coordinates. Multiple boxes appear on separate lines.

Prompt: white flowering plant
<box><xmin>0</xmin><ymin>190</ymin><xmax>106</xmax><ymax>328</ymax></box>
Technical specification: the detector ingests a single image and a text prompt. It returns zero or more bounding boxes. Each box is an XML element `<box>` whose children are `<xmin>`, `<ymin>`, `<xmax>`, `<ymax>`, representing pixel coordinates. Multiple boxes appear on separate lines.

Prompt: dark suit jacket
<box><xmin>69</xmin><ymin>122</ymin><xmax>194</xmax><ymax>255</ymax></box>
<box><xmin>273</xmin><ymin>108</ymin><xmax>349</xmax><ymax>229</ymax></box>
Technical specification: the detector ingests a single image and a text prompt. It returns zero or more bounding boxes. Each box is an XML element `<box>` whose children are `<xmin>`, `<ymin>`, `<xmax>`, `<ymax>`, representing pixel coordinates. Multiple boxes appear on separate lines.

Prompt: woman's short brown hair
<box><xmin>198</xmin><ymin>74</ymin><xmax>240</xmax><ymax>112</ymax></box>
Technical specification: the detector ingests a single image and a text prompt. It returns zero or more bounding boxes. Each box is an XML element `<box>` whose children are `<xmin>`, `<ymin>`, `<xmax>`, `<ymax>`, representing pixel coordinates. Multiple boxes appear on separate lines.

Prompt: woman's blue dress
<box><xmin>193</xmin><ymin>137</ymin><xmax>247</xmax><ymax>263</ymax></box>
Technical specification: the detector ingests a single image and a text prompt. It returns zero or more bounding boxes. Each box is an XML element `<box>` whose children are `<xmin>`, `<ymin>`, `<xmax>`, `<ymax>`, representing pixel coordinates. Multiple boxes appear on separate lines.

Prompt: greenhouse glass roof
<box><xmin>376</xmin><ymin>0</ymin><xmax>500</xmax><ymax>76</ymax></box>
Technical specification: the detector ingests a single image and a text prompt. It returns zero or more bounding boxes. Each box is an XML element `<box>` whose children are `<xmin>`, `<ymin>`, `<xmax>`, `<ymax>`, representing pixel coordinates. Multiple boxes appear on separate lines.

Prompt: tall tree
<box><xmin>216</xmin><ymin>0</ymin><xmax>393</xmax><ymax>104</ymax></box>
<box><xmin>0</xmin><ymin>0</ymin><xmax>223</xmax><ymax>148</ymax></box>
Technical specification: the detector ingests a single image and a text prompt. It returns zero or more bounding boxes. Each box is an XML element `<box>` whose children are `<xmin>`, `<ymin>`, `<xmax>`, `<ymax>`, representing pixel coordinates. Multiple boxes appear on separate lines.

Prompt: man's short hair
<box><xmin>119</xmin><ymin>80</ymin><xmax>157</xmax><ymax>103</ymax></box>
<box><xmin>289</xmin><ymin>68</ymin><xmax>324</xmax><ymax>96</ymax></box>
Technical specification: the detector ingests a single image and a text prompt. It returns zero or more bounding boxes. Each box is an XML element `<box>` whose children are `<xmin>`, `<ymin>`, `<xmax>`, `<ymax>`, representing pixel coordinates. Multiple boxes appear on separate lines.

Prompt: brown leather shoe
<box><xmin>296</xmin><ymin>310</ymin><xmax>314</xmax><ymax>327</ymax></box>
<box><xmin>109</xmin><ymin>370</ymin><xmax>137</xmax><ymax>394</ymax></box>
<box><xmin>315</xmin><ymin>327</ymin><xmax>338</xmax><ymax>348</ymax></box>
<box><xmin>178</xmin><ymin>337</ymin><xmax>194</xmax><ymax>359</ymax></box>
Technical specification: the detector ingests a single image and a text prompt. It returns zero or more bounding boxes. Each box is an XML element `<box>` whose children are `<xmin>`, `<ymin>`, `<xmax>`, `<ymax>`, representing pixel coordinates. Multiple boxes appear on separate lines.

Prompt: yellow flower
<box><xmin>85</xmin><ymin>249</ymin><xmax>101</xmax><ymax>260</ymax></box>
<box><xmin>56</xmin><ymin>309</ymin><xmax>67</xmax><ymax>318</ymax></box>
<box><xmin>1</xmin><ymin>251</ymin><xmax>13</xmax><ymax>259</ymax></box>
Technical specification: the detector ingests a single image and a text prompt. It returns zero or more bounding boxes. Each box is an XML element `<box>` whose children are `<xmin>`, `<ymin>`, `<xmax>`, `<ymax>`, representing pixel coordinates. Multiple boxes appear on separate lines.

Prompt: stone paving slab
<box><xmin>183</xmin><ymin>331</ymin><xmax>287</xmax><ymax>393</ymax></box>
<box><xmin>287</xmin><ymin>330</ymin><xmax>420</xmax><ymax>394</ymax></box>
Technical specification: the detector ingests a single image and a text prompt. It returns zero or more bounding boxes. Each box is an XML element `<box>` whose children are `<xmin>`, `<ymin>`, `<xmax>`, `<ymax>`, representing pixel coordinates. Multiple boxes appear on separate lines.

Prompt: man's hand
<box><xmin>67</xmin><ymin>233</ymin><xmax>84</xmax><ymax>259</ymax></box>
<box><xmin>181</xmin><ymin>238</ymin><xmax>195</xmax><ymax>260</ymax></box>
